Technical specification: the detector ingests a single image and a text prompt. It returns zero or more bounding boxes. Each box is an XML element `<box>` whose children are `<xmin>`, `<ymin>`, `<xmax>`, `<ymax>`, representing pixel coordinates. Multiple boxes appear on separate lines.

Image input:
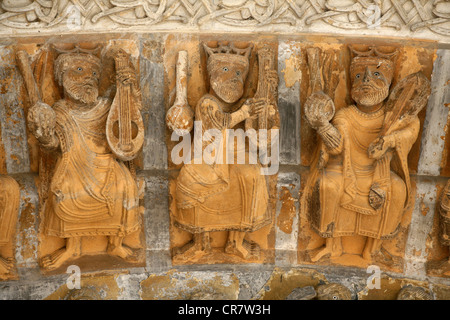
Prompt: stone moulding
<box><xmin>0</xmin><ymin>1</ymin><xmax>449</xmax><ymax>42</ymax></box>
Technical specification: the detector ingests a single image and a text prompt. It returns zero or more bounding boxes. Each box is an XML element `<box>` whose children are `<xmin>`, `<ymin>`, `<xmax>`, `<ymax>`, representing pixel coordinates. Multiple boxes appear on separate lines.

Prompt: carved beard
<box><xmin>63</xmin><ymin>76</ymin><xmax>99</xmax><ymax>106</ymax></box>
<box><xmin>351</xmin><ymin>83</ymin><xmax>389</xmax><ymax>107</ymax></box>
<box><xmin>212</xmin><ymin>79</ymin><xmax>244</xmax><ymax>104</ymax></box>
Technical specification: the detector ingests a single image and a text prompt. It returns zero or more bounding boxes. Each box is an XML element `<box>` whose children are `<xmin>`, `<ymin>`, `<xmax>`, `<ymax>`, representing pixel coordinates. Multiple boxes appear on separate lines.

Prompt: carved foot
<box><xmin>310</xmin><ymin>246</ymin><xmax>332</xmax><ymax>262</ymax></box>
<box><xmin>311</xmin><ymin>237</ymin><xmax>343</xmax><ymax>262</ymax></box>
<box><xmin>0</xmin><ymin>257</ymin><xmax>14</xmax><ymax>275</ymax></box>
<box><xmin>41</xmin><ymin>247</ymin><xmax>78</xmax><ymax>271</ymax></box>
<box><xmin>224</xmin><ymin>239</ymin><xmax>261</xmax><ymax>260</ymax></box>
<box><xmin>173</xmin><ymin>239</ymin><xmax>212</xmax><ymax>259</ymax></box>
<box><xmin>107</xmin><ymin>244</ymin><xmax>139</xmax><ymax>263</ymax></box>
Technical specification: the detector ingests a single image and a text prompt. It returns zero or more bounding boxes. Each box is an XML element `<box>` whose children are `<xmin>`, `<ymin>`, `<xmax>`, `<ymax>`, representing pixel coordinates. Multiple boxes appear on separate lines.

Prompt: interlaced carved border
<box><xmin>0</xmin><ymin>0</ymin><xmax>449</xmax><ymax>39</ymax></box>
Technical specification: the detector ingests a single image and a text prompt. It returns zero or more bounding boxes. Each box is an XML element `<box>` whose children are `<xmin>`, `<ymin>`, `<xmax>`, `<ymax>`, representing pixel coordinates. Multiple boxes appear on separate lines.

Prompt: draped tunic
<box><xmin>0</xmin><ymin>175</ymin><xmax>20</xmax><ymax>246</ymax></box>
<box><xmin>304</xmin><ymin>105</ymin><xmax>419</xmax><ymax>239</ymax></box>
<box><xmin>174</xmin><ymin>94</ymin><xmax>270</xmax><ymax>233</ymax></box>
<box><xmin>43</xmin><ymin>98</ymin><xmax>140</xmax><ymax>237</ymax></box>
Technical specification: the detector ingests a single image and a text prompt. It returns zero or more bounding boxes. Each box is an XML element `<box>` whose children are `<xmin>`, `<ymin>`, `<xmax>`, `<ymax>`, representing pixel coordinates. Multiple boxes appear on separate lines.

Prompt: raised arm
<box><xmin>304</xmin><ymin>91</ymin><xmax>343</xmax><ymax>155</ymax></box>
<box><xmin>27</xmin><ymin>102</ymin><xmax>59</xmax><ymax>151</ymax></box>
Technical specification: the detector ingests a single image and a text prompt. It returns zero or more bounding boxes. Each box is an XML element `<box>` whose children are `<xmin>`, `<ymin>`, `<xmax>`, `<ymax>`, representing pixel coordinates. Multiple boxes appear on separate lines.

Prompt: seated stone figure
<box><xmin>172</xmin><ymin>42</ymin><xmax>277</xmax><ymax>260</ymax></box>
<box><xmin>0</xmin><ymin>175</ymin><xmax>20</xmax><ymax>277</ymax></box>
<box><xmin>303</xmin><ymin>47</ymin><xmax>429</xmax><ymax>262</ymax></box>
<box><xmin>27</xmin><ymin>50</ymin><xmax>141</xmax><ymax>271</ymax></box>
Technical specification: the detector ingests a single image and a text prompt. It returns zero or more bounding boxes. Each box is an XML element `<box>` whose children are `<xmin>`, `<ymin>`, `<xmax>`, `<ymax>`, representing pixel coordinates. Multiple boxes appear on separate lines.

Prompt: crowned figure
<box><xmin>21</xmin><ymin>46</ymin><xmax>143</xmax><ymax>271</ymax></box>
<box><xmin>170</xmin><ymin>42</ymin><xmax>279</xmax><ymax>260</ymax></box>
<box><xmin>302</xmin><ymin>46</ymin><xmax>430</xmax><ymax>262</ymax></box>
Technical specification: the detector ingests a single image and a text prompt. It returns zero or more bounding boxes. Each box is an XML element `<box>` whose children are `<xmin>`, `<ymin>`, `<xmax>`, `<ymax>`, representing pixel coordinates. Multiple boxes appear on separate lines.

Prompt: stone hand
<box><xmin>116</xmin><ymin>66</ymin><xmax>137</xmax><ymax>86</ymax></box>
<box><xmin>242</xmin><ymin>98</ymin><xmax>266</xmax><ymax>119</ymax></box>
<box><xmin>368</xmin><ymin>135</ymin><xmax>395</xmax><ymax>160</ymax></box>
<box><xmin>304</xmin><ymin>91</ymin><xmax>335</xmax><ymax>130</ymax></box>
<box><xmin>27</xmin><ymin>102</ymin><xmax>56</xmax><ymax>144</ymax></box>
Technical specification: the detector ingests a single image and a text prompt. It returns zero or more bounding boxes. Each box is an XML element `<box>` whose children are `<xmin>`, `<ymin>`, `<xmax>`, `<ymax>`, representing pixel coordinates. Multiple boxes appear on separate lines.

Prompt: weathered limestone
<box><xmin>0</xmin><ymin>2</ymin><xmax>449</xmax><ymax>299</ymax></box>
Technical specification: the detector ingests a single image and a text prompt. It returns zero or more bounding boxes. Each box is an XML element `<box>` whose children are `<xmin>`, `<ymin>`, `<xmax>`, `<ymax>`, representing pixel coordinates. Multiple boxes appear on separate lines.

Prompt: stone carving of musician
<box><xmin>170</xmin><ymin>42</ymin><xmax>279</xmax><ymax>260</ymax></box>
<box><xmin>302</xmin><ymin>46</ymin><xmax>430</xmax><ymax>262</ymax></box>
<box><xmin>25</xmin><ymin>48</ymin><xmax>142</xmax><ymax>270</ymax></box>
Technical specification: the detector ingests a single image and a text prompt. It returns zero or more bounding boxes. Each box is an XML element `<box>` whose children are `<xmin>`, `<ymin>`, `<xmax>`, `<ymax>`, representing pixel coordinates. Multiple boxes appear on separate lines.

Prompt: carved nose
<box><xmin>363</xmin><ymin>67</ymin><xmax>371</xmax><ymax>82</ymax></box>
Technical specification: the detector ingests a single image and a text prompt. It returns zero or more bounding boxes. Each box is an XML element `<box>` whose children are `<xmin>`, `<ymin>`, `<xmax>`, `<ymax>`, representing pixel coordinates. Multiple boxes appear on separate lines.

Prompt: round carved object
<box><xmin>166</xmin><ymin>103</ymin><xmax>194</xmax><ymax>136</ymax></box>
<box><xmin>304</xmin><ymin>91</ymin><xmax>335</xmax><ymax>129</ymax></box>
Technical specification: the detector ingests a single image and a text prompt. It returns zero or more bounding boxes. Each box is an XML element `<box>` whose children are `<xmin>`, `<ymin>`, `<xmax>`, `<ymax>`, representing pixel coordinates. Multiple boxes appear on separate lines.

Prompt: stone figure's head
<box><xmin>204</xmin><ymin>42</ymin><xmax>252</xmax><ymax>104</ymax></box>
<box><xmin>350</xmin><ymin>47</ymin><xmax>396</xmax><ymax>109</ymax></box>
<box><xmin>55</xmin><ymin>52</ymin><xmax>101</xmax><ymax>106</ymax></box>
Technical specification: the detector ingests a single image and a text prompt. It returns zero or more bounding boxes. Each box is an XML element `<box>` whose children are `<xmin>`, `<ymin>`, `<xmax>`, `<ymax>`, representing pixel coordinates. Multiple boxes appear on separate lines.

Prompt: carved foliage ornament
<box><xmin>0</xmin><ymin>1</ymin><xmax>448</xmax><ymax>37</ymax></box>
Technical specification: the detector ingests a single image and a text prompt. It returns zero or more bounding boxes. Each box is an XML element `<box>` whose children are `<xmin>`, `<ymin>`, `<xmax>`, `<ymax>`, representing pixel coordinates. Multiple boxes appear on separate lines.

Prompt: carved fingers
<box><xmin>27</xmin><ymin>102</ymin><xmax>56</xmax><ymax>144</ymax></box>
<box><xmin>116</xmin><ymin>66</ymin><xmax>137</xmax><ymax>86</ymax></box>
<box><xmin>368</xmin><ymin>135</ymin><xmax>395</xmax><ymax>160</ymax></box>
<box><xmin>243</xmin><ymin>98</ymin><xmax>266</xmax><ymax>119</ymax></box>
<box><xmin>304</xmin><ymin>91</ymin><xmax>335</xmax><ymax>130</ymax></box>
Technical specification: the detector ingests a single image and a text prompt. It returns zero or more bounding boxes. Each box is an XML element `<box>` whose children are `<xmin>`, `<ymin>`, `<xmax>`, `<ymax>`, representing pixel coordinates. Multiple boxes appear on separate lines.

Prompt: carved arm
<box><xmin>27</xmin><ymin>102</ymin><xmax>59</xmax><ymax>151</ymax></box>
<box><xmin>304</xmin><ymin>91</ymin><xmax>343</xmax><ymax>154</ymax></box>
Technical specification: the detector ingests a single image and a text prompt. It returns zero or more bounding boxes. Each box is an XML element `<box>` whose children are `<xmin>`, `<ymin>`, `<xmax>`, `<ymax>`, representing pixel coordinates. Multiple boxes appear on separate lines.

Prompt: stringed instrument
<box><xmin>245</xmin><ymin>46</ymin><xmax>278</xmax><ymax>149</ymax></box>
<box><xmin>106</xmin><ymin>49</ymin><xmax>144</xmax><ymax>161</ymax></box>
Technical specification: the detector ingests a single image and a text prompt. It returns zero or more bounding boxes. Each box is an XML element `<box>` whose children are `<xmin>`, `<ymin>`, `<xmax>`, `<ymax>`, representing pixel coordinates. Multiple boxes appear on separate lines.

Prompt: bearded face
<box><xmin>62</xmin><ymin>58</ymin><xmax>100</xmax><ymax>106</ymax></box>
<box><xmin>208</xmin><ymin>56</ymin><xmax>249</xmax><ymax>104</ymax></box>
<box><xmin>350</xmin><ymin>60</ymin><xmax>392</xmax><ymax>109</ymax></box>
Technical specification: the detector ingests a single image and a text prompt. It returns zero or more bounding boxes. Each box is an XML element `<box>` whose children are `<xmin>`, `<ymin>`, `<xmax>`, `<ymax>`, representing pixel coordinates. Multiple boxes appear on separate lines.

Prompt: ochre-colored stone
<box><xmin>16</xmin><ymin>42</ymin><xmax>145</xmax><ymax>274</ymax></box>
<box><xmin>140</xmin><ymin>270</ymin><xmax>239</xmax><ymax>300</ymax></box>
<box><xmin>0</xmin><ymin>175</ymin><xmax>20</xmax><ymax>280</ymax></box>
<box><xmin>300</xmin><ymin>44</ymin><xmax>432</xmax><ymax>271</ymax></box>
<box><xmin>166</xmin><ymin>39</ymin><xmax>279</xmax><ymax>264</ymax></box>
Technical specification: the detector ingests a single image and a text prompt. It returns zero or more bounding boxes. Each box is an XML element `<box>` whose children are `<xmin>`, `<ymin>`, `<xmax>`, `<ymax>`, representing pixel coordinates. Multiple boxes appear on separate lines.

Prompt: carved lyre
<box><xmin>245</xmin><ymin>46</ymin><xmax>277</xmax><ymax>148</ymax></box>
<box><xmin>106</xmin><ymin>49</ymin><xmax>144</xmax><ymax>161</ymax></box>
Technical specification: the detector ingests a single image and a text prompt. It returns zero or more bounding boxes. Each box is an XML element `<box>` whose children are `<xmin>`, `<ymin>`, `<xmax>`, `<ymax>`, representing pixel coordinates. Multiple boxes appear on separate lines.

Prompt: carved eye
<box><xmin>93</xmin><ymin>71</ymin><xmax>97</xmax><ymax>76</ymax></box>
<box><xmin>77</xmin><ymin>67</ymin><xmax>83</xmax><ymax>71</ymax></box>
<box><xmin>223</xmin><ymin>67</ymin><xmax>229</xmax><ymax>72</ymax></box>
<box><xmin>374</xmin><ymin>72</ymin><xmax>380</xmax><ymax>76</ymax></box>
<box><xmin>355</xmin><ymin>74</ymin><xmax>360</xmax><ymax>79</ymax></box>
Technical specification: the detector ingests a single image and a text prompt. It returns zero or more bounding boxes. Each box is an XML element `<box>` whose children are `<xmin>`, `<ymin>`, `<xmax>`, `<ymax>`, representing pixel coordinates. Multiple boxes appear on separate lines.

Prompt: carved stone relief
<box><xmin>440</xmin><ymin>180</ymin><xmax>450</xmax><ymax>258</ymax></box>
<box><xmin>426</xmin><ymin>178</ymin><xmax>450</xmax><ymax>276</ymax></box>
<box><xmin>0</xmin><ymin>1</ymin><xmax>448</xmax><ymax>39</ymax></box>
<box><xmin>397</xmin><ymin>285</ymin><xmax>433</xmax><ymax>300</ymax></box>
<box><xmin>166</xmin><ymin>40</ymin><xmax>279</xmax><ymax>264</ymax></box>
<box><xmin>0</xmin><ymin>175</ymin><xmax>20</xmax><ymax>280</ymax></box>
<box><xmin>300</xmin><ymin>44</ymin><xmax>432</xmax><ymax>270</ymax></box>
<box><xmin>16</xmin><ymin>43</ymin><xmax>145</xmax><ymax>273</ymax></box>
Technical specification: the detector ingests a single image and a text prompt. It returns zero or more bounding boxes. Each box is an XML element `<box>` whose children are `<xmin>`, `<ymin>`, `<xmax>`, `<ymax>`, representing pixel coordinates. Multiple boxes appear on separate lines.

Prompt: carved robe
<box><xmin>43</xmin><ymin>98</ymin><xmax>140</xmax><ymax>237</ymax></box>
<box><xmin>0</xmin><ymin>175</ymin><xmax>19</xmax><ymax>247</ymax></box>
<box><xmin>174</xmin><ymin>94</ymin><xmax>270</xmax><ymax>233</ymax></box>
<box><xmin>306</xmin><ymin>105</ymin><xmax>419</xmax><ymax>239</ymax></box>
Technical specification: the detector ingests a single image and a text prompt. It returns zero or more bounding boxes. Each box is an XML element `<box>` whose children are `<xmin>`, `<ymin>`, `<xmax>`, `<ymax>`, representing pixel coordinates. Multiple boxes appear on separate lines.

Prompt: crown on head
<box><xmin>203</xmin><ymin>41</ymin><xmax>253</xmax><ymax>60</ymax></box>
<box><xmin>53</xmin><ymin>45</ymin><xmax>102</xmax><ymax>86</ymax></box>
<box><xmin>349</xmin><ymin>45</ymin><xmax>398</xmax><ymax>82</ymax></box>
<box><xmin>349</xmin><ymin>45</ymin><xmax>398</xmax><ymax>61</ymax></box>
<box><xmin>53</xmin><ymin>44</ymin><xmax>102</xmax><ymax>57</ymax></box>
